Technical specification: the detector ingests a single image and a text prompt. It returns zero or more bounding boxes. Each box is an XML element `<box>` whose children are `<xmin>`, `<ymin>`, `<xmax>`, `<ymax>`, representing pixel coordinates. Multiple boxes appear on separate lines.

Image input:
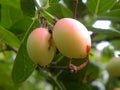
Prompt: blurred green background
<box><xmin>0</xmin><ymin>0</ymin><xmax>120</xmax><ymax>90</ymax></box>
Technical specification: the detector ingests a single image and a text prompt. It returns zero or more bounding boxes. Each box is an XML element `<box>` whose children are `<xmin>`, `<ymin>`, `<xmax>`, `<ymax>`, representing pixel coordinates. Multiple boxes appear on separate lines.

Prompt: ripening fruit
<box><xmin>27</xmin><ymin>27</ymin><xmax>55</xmax><ymax>67</ymax></box>
<box><xmin>53</xmin><ymin>18</ymin><xmax>91</xmax><ymax>59</ymax></box>
<box><xmin>106</xmin><ymin>57</ymin><xmax>120</xmax><ymax>76</ymax></box>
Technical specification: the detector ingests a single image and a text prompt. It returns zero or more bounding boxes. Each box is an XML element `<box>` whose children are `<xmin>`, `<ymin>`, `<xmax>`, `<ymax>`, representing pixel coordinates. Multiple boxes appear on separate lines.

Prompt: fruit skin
<box><xmin>106</xmin><ymin>57</ymin><xmax>120</xmax><ymax>76</ymax></box>
<box><xmin>53</xmin><ymin>18</ymin><xmax>91</xmax><ymax>59</ymax></box>
<box><xmin>27</xmin><ymin>27</ymin><xmax>55</xmax><ymax>67</ymax></box>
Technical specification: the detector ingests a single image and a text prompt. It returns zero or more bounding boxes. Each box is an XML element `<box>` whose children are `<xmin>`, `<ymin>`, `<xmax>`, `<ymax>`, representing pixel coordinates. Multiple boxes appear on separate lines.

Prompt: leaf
<box><xmin>90</xmin><ymin>27</ymin><xmax>120</xmax><ymax>38</ymax></box>
<box><xmin>61</xmin><ymin>4</ymin><xmax>73</xmax><ymax>18</ymax></box>
<box><xmin>46</xmin><ymin>3</ymin><xmax>63</xmax><ymax>18</ymax></box>
<box><xmin>20</xmin><ymin>0</ymin><xmax>35</xmax><ymax>17</ymax></box>
<box><xmin>0</xmin><ymin>5</ymin><xmax>1</xmax><ymax>22</ymax></box>
<box><xmin>87</xmin><ymin>0</ymin><xmax>116</xmax><ymax>17</ymax></box>
<box><xmin>63</xmin><ymin>0</ymin><xmax>86</xmax><ymax>17</ymax></box>
<box><xmin>9</xmin><ymin>17</ymin><xmax>33</xmax><ymax>40</ymax></box>
<box><xmin>86</xmin><ymin>61</ymin><xmax>100</xmax><ymax>81</ymax></box>
<box><xmin>12</xmin><ymin>20</ymin><xmax>37</xmax><ymax>84</ymax></box>
<box><xmin>89</xmin><ymin>27</ymin><xmax>120</xmax><ymax>43</ymax></box>
<box><xmin>112</xmin><ymin>1</ymin><xmax>120</xmax><ymax>10</ymax></box>
<box><xmin>0</xmin><ymin>62</ymin><xmax>17</xmax><ymax>90</ymax></box>
<box><xmin>92</xmin><ymin>34</ymin><xmax>106</xmax><ymax>42</ymax></box>
<box><xmin>101</xmin><ymin>46</ymin><xmax>114</xmax><ymax>62</ymax></box>
<box><xmin>12</xmin><ymin>45</ymin><xmax>36</xmax><ymax>84</ymax></box>
<box><xmin>110</xmin><ymin>40</ymin><xmax>120</xmax><ymax>50</ymax></box>
<box><xmin>0</xmin><ymin>25</ymin><xmax>20</xmax><ymax>47</ymax></box>
<box><xmin>49</xmin><ymin>0</ymin><xmax>59</xmax><ymax>4</ymax></box>
<box><xmin>57</xmin><ymin>58</ymin><xmax>88</xmax><ymax>90</ymax></box>
<box><xmin>0</xmin><ymin>0</ymin><xmax>20</xmax><ymax>9</ymax></box>
<box><xmin>0</xmin><ymin>5</ymin><xmax>23</xmax><ymax>29</ymax></box>
<box><xmin>99</xmin><ymin>9</ymin><xmax>120</xmax><ymax>22</ymax></box>
<box><xmin>46</xmin><ymin>3</ymin><xmax>72</xmax><ymax>18</ymax></box>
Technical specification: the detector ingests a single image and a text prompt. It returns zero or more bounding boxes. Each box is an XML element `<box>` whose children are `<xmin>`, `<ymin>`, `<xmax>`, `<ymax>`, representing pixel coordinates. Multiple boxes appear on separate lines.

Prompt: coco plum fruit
<box><xmin>53</xmin><ymin>18</ymin><xmax>91</xmax><ymax>59</ymax></box>
<box><xmin>106</xmin><ymin>57</ymin><xmax>120</xmax><ymax>76</ymax></box>
<box><xmin>27</xmin><ymin>27</ymin><xmax>55</xmax><ymax>67</ymax></box>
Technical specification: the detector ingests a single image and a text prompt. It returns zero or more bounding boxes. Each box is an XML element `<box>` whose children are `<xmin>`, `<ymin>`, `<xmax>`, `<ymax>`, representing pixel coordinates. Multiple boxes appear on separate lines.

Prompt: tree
<box><xmin>0</xmin><ymin>0</ymin><xmax>120</xmax><ymax>90</ymax></box>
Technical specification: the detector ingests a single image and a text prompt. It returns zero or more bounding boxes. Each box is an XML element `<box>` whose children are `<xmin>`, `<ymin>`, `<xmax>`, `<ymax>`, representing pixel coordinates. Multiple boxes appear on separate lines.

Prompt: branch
<box><xmin>73</xmin><ymin>0</ymin><xmax>78</xmax><ymax>19</ymax></box>
<box><xmin>6</xmin><ymin>44</ymin><xmax>18</xmax><ymax>53</ymax></box>
<box><xmin>0</xmin><ymin>44</ymin><xmax>18</xmax><ymax>53</ymax></box>
<box><xmin>47</xmin><ymin>57</ymin><xmax>89</xmax><ymax>73</ymax></box>
<box><xmin>47</xmin><ymin>65</ymin><xmax>68</xmax><ymax>70</ymax></box>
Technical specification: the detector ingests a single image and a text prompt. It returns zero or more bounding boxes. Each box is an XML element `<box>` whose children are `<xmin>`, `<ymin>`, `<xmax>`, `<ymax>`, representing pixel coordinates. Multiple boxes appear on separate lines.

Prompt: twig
<box><xmin>69</xmin><ymin>45</ymin><xmax>90</xmax><ymax>73</ymax></box>
<box><xmin>0</xmin><ymin>44</ymin><xmax>18</xmax><ymax>53</ymax></box>
<box><xmin>47</xmin><ymin>65</ymin><xmax>68</xmax><ymax>70</ymax></box>
<box><xmin>73</xmin><ymin>0</ymin><xmax>78</xmax><ymax>19</ymax></box>
<box><xmin>47</xmin><ymin>58</ymin><xmax>88</xmax><ymax>73</ymax></box>
<box><xmin>36</xmin><ymin>66</ymin><xmax>63</xmax><ymax>90</ymax></box>
<box><xmin>6</xmin><ymin>44</ymin><xmax>18</xmax><ymax>53</ymax></box>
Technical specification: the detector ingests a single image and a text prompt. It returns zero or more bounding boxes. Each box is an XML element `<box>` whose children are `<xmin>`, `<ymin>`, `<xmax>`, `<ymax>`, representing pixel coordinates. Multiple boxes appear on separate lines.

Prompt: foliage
<box><xmin>0</xmin><ymin>0</ymin><xmax>120</xmax><ymax>90</ymax></box>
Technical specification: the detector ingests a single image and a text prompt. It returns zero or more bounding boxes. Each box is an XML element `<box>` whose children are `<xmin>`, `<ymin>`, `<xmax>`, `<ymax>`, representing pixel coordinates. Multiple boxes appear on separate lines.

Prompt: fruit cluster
<box><xmin>27</xmin><ymin>18</ymin><xmax>91</xmax><ymax>67</ymax></box>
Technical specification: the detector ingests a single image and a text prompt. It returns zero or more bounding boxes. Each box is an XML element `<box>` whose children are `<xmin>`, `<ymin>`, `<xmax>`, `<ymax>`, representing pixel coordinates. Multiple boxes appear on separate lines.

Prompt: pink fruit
<box><xmin>27</xmin><ymin>27</ymin><xmax>55</xmax><ymax>67</ymax></box>
<box><xmin>53</xmin><ymin>18</ymin><xmax>91</xmax><ymax>59</ymax></box>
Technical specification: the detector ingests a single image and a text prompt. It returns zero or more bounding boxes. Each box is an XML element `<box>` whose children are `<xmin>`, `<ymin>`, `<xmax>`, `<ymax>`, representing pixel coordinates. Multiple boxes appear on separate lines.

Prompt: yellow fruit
<box><xmin>53</xmin><ymin>18</ymin><xmax>91</xmax><ymax>58</ymax></box>
<box><xmin>27</xmin><ymin>27</ymin><xmax>55</xmax><ymax>67</ymax></box>
<box><xmin>106</xmin><ymin>57</ymin><xmax>120</xmax><ymax>76</ymax></box>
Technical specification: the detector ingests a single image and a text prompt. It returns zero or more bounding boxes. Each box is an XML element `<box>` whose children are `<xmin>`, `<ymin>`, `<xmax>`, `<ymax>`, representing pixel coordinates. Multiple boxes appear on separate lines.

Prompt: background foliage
<box><xmin>0</xmin><ymin>0</ymin><xmax>120</xmax><ymax>90</ymax></box>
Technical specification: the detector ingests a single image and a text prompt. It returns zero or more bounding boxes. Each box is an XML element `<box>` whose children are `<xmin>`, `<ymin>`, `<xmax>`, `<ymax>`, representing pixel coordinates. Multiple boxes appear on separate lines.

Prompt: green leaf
<box><xmin>90</xmin><ymin>27</ymin><xmax>120</xmax><ymax>38</ymax></box>
<box><xmin>9</xmin><ymin>17</ymin><xmax>33</xmax><ymax>40</ymax></box>
<box><xmin>89</xmin><ymin>27</ymin><xmax>120</xmax><ymax>43</ymax></box>
<box><xmin>0</xmin><ymin>5</ymin><xmax>1</xmax><ymax>22</ymax></box>
<box><xmin>99</xmin><ymin>9</ymin><xmax>120</xmax><ymax>22</ymax></box>
<box><xmin>101</xmin><ymin>46</ymin><xmax>114</xmax><ymax>62</ymax></box>
<box><xmin>0</xmin><ymin>62</ymin><xmax>17</xmax><ymax>90</ymax></box>
<box><xmin>112</xmin><ymin>1</ymin><xmax>120</xmax><ymax>10</ymax></box>
<box><xmin>20</xmin><ymin>0</ymin><xmax>35</xmax><ymax>17</ymax></box>
<box><xmin>0</xmin><ymin>0</ymin><xmax>20</xmax><ymax>9</ymax></box>
<box><xmin>46</xmin><ymin>3</ymin><xmax>62</xmax><ymax>18</ymax></box>
<box><xmin>86</xmin><ymin>61</ymin><xmax>100</xmax><ymax>81</ymax></box>
<box><xmin>0</xmin><ymin>25</ymin><xmax>20</xmax><ymax>47</ymax></box>
<box><xmin>12</xmin><ymin>45</ymin><xmax>36</xmax><ymax>84</ymax></box>
<box><xmin>46</xmin><ymin>3</ymin><xmax>72</xmax><ymax>18</ymax></box>
<box><xmin>0</xmin><ymin>5</ymin><xmax>23</xmax><ymax>29</ymax></box>
<box><xmin>63</xmin><ymin>0</ymin><xmax>86</xmax><ymax>17</ymax></box>
<box><xmin>111</xmin><ymin>40</ymin><xmax>120</xmax><ymax>50</ymax></box>
<box><xmin>87</xmin><ymin>0</ymin><xmax>116</xmax><ymax>17</ymax></box>
<box><xmin>12</xmin><ymin>19</ymin><xmax>37</xmax><ymax>84</ymax></box>
<box><xmin>57</xmin><ymin>58</ymin><xmax>88</xmax><ymax>90</ymax></box>
<box><xmin>92</xmin><ymin>34</ymin><xmax>106</xmax><ymax>42</ymax></box>
<box><xmin>49</xmin><ymin>0</ymin><xmax>59</xmax><ymax>4</ymax></box>
<box><xmin>61</xmin><ymin>4</ymin><xmax>73</xmax><ymax>18</ymax></box>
